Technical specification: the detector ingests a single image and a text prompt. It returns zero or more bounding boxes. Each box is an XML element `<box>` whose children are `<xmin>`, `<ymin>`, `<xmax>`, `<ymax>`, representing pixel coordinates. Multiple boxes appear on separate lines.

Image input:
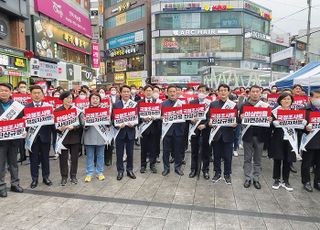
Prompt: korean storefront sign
<box><xmin>0</xmin><ymin>52</ymin><xmax>28</xmax><ymax>77</ymax></box>
<box><xmin>34</xmin><ymin>0</ymin><xmax>92</xmax><ymax>38</ymax></box>
<box><xmin>30</xmin><ymin>58</ymin><xmax>58</xmax><ymax>79</ymax></box>
<box><xmin>91</xmin><ymin>43</ymin><xmax>100</xmax><ymax>69</ymax></box>
<box><xmin>107</xmin><ymin>30</ymin><xmax>144</xmax><ymax>49</ymax></box>
<box><xmin>243</xmin><ymin>1</ymin><xmax>272</xmax><ymax>20</ymax></box>
<box><xmin>33</xmin><ymin>16</ymin><xmax>91</xmax><ymax>59</ymax></box>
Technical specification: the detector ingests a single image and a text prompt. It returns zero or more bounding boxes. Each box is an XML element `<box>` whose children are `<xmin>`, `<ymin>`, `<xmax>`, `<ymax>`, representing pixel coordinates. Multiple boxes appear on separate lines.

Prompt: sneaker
<box><xmin>224</xmin><ymin>175</ymin><xmax>232</xmax><ymax>185</ymax></box>
<box><xmin>70</xmin><ymin>178</ymin><xmax>78</xmax><ymax>184</ymax></box>
<box><xmin>84</xmin><ymin>175</ymin><xmax>92</xmax><ymax>182</ymax></box>
<box><xmin>282</xmin><ymin>182</ymin><xmax>293</xmax><ymax>191</ymax></box>
<box><xmin>212</xmin><ymin>173</ymin><xmax>221</xmax><ymax>183</ymax></box>
<box><xmin>96</xmin><ymin>174</ymin><xmax>105</xmax><ymax>181</ymax></box>
<box><xmin>272</xmin><ymin>180</ymin><xmax>281</xmax><ymax>190</ymax></box>
<box><xmin>233</xmin><ymin>151</ymin><xmax>239</xmax><ymax>157</ymax></box>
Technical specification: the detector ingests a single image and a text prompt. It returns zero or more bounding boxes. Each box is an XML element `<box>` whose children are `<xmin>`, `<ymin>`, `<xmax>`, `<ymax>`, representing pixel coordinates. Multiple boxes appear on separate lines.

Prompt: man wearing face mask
<box><xmin>78</xmin><ymin>90</ymin><xmax>87</xmax><ymax>100</ymax></box>
<box><xmin>301</xmin><ymin>90</ymin><xmax>320</xmax><ymax>192</ymax></box>
<box><xmin>189</xmin><ymin>85</ymin><xmax>210</xmax><ymax>179</ymax></box>
<box><xmin>17</xmin><ymin>81</ymin><xmax>28</xmax><ymax>94</ymax></box>
<box><xmin>130</xmin><ymin>85</ymin><xmax>141</xmax><ymax>102</ymax></box>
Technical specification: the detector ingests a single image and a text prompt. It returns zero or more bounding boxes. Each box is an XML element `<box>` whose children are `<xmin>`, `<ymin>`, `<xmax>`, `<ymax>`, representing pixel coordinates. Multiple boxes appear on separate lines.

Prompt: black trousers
<box><xmin>273</xmin><ymin>159</ymin><xmax>290</xmax><ymax>182</ymax></box>
<box><xmin>301</xmin><ymin>149</ymin><xmax>320</xmax><ymax>184</ymax></box>
<box><xmin>104</xmin><ymin>140</ymin><xmax>114</xmax><ymax>164</ymax></box>
<box><xmin>154</xmin><ymin>127</ymin><xmax>161</xmax><ymax>158</ymax></box>
<box><xmin>116</xmin><ymin>135</ymin><xmax>134</xmax><ymax>173</ymax></box>
<box><xmin>190</xmin><ymin>131</ymin><xmax>210</xmax><ymax>173</ymax></box>
<box><xmin>163</xmin><ymin>135</ymin><xmax>183</xmax><ymax>171</ymax></box>
<box><xmin>0</xmin><ymin>143</ymin><xmax>19</xmax><ymax>191</ymax></box>
<box><xmin>213</xmin><ymin>138</ymin><xmax>233</xmax><ymax>176</ymax></box>
<box><xmin>141</xmin><ymin>132</ymin><xmax>156</xmax><ymax>168</ymax></box>
<box><xmin>30</xmin><ymin>138</ymin><xmax>50</xmax><ymax>181</ymax></box>
<box><xmin>59</xmin><ymin>144</ymin><xmax>80</xmax><ymax>179</ymax></box>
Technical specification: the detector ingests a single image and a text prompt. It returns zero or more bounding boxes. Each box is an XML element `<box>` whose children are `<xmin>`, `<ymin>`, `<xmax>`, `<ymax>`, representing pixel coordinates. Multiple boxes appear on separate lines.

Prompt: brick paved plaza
<box><xmin>1</xmin><ymin>148</ymin><xmax>320</xmax><ymax>230</ymax></box>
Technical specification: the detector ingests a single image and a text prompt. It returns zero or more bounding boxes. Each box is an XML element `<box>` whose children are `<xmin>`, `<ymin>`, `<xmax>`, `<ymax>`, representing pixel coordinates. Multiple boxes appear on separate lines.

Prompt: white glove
<box><xmin>273</xmin><ymin>120</ymin><xmax>280</xmax><ymax>127</ymax></box>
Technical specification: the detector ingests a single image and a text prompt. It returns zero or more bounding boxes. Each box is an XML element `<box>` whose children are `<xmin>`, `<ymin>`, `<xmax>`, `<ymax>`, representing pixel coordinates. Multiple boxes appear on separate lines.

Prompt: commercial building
<box><xmin>104</xmin><ymin>0</ymin><xmax>151</xmax><ymax>86</ymax></box>
<box><xmin>27</xmin><ymin>0</ymin><xmax>93</xmax><ymax>89</ymax></box>
<box><xmin>0</xmin><ymin>0</ymin><xmax>30</xmax><ymax>86</ymax></box>
<box><xmin>151</xmin><ymin>0</ymin><xmax>274</xmax><ymax>85</ymax></box>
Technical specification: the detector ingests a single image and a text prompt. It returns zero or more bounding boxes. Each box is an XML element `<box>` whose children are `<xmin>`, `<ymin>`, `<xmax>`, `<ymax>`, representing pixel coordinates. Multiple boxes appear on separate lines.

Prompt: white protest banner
<box><xmin>0</xmin><ymin>119</ymin><xmax>26</xmax><ymax>141</ymax></box>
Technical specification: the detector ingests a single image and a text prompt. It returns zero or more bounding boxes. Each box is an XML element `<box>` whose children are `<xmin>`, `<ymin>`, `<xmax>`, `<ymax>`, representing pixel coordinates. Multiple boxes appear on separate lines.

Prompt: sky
<box><xmin>251</xmin><ymin>0</ymin><xmax>320</xmax><ymax>35</ymax></box>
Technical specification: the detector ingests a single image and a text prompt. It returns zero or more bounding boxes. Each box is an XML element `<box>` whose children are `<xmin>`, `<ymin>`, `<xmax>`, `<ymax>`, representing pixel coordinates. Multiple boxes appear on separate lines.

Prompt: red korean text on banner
<box><xmin>277</xmin><ymin>109</ymin><xmax>305</xmax><ymax>127</ymax></box>
<box><xmin>161</xmin><ymin>106</ymin><xmax>184</xmax><ymax>123</ymax></box>
<box><xmin>308</xmin><ymin>111</ymin><xmax>320</xmax><ymax>129</ymax></box>
<box><xmin>0</xmin><ymin>118</ymin><xmax>25</xmax><ymax>141</ymax></box>
<box><xmin>24</xmin><ymin>106</ymin><xmax>54</xmax><ymax>127</ymax></box>
<box><xmin>139</xmin><ymin>102</ymin><xmax>161</xmax><ymax>119</ymax></box>
<box><xmin>241</xmin><ymin>106</ymin><xmax>271</xmax><ymax>126</ymax></box>
<box><xmin>11</xmin><ymin>93</ymin><xmax>32</xmax><ymax>105</ymax></box>
<box><xmin>182</xmin><ymin>104</ymin><xmax>206</xmax><ymax>120</ymax></box>
<box><xmin>267</xmin><ymin>93</ymin><xmax>279</xmax><ymax>107</ymax></box>
<box><xmin>54</xmin><ymin>108</ymin><xmax>79</xmax><ymax>129</ymax></box>
<box><xmin>100</xmin><ymin>98</ymin><xmax>111</xmax><ymax>109</ymax></box>
<box><xmin>74</xmin><ymin>98</ymin><xmax>89</xmax><ymax>110</ymax></box>
<box><xmin>292</xmin><ymin>96</ymin><xmax>309</xmax><ymax>109</ymax></box>
<box><xmin>84</xmin><ymin>107</ymin><xmax>110</xmax><ymax>126</ymax></box>
<box><xmin>113</xmin><ymin>108</ymin><xmax>138</xmax><ymax>127</ymax></box>
<box><xmin>210</xmin><ymin>108</ymin><xmax>237</xmax><ymax>126</ymax></box>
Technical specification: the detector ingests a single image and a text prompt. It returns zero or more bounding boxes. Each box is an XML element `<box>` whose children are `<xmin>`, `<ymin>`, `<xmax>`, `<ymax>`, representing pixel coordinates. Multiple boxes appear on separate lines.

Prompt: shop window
<box><xmin>56</xmin><ymin>45</ymin><xmax>89</xmax><ymax>66</ymax></box>
<box><xmin>243</xmin><ymin>13</ymin><xmax>270</xmax><ymax>34</ymax></box>
<box><xmin>105</xmin><ymin>6</ymin><xmax>145</xmax><ymax>29</ymax></box>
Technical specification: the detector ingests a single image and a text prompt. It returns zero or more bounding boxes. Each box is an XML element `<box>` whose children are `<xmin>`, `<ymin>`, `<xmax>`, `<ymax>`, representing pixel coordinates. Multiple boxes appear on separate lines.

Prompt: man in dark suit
<box><xmin>189</xmin><ymin>85</ymin><xmax>210</xmax><ymax>180</ymax></box>
<box><xmin>209</xmin><ymin>84</ymin><xmax>237</xmax><ymax>185</ymax></box>
<box><xmin>130</xmin><ymin>84</ymin><xmax>141</xmax><ymax>102</ymax></box>
<box><xmin>161</xmin><ymin>85</ymin><xmax>185</xmax><ymax>176</ymax></box>
<box><xmin>0</xmin><ymin>83</ymin><xmax>24</xmax><ymax>198</ymax></box>
<box><xmin>139</xmin><ymin>85</ymin><xmax>157</xmax><ymax>174</ymax></box>
<box><xmin>25</xmin><ymin>85</ymin><xmax>53</xmax><ymax>189</ymax></box>
<box><xmin>113</xmin><ymin>85</ymin><xmax>137</xmax><ymax>180</ymax></box>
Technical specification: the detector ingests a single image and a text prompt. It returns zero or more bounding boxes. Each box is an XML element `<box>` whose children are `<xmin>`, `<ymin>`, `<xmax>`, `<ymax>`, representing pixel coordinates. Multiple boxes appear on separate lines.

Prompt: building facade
<box><xmin>27</xmin><ymin>0</ymin><xmax>93</xmax><ymax>89</ymax></box>
<box><xmin>0</xmin><ymin>0</ymin><xmax>29</xmax><ymax>86</ymax></box>
<box><xmin>151</xmin><ymin>0</ymin><xmax>273</xmax><ymax>85</ymax></box>
<box><xmin>104</xmin><ymin>0</ymin><xmax>151</xmax><ymax>86</ymax></box>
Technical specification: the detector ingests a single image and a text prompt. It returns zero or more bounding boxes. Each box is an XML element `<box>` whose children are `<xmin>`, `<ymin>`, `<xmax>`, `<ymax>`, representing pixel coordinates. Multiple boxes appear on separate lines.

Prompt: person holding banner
<box><xmin>153</xmin><ymin>86</ymin><xmax>162</xmax><ymax>163</ymax></box>
<box><xmin>138</xmin><ymin>85</ymin><xmax>159</xmax><ymax>174</ymax></box>
<box><xmin>240</xmin><ymin>85</ymin><xmax>271</xmax><ymax>189</ymax></box>
<box><xmin>270</xmin><ymin>93</ymin><xmax>306</xmax><ymax>191</ymax></box>
<box><xmin>209</xmin><ymin>84</ymin><xmax>237</xmax><ymax>185</ymax></box>
<box><xmin>161</xmin><ymin>85</ymin><xmax>185</xmax><ymax>176</ymax></box>
<box><xmin>188</xmin><ymin>85</ymin><xmax>211</xmax><ymax>179</ymax></box>
<box><xmin>113</xmin><ymin>85</ymin><xmax>138</xmax><ymax>180</ymax></box>
<box><xmin>0</xmin><ymin>83</ymin><xmax>24</xmax><ymax>197</ymax></box>
<box><xmin>24</xmin><ymin>85</ymin><xmax>54</xmax><ymax>189</ymax></box>
<box><xmin>54</xmin><ymin>91</ymin><xmax>83</xmax><ymax>186</ymax></box>
<box><xmin>301</xmin><ymin>90</ymin><xmax>320</xmax><ymax>192</ymax></box>
<box><xmin>83</xmin><ymin>93</ymin><xmax>108</xmax><ymax>182</ymax></box>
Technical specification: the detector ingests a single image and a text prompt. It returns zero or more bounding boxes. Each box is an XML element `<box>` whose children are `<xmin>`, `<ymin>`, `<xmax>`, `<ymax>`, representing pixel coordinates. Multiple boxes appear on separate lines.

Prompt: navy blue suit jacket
<box><xmin>112</xmin><ymin>100</ymin><xmax>136</xmax><ymax>140</ymax></box>
<box><xmin>25</xmin><ymin>102</ymin><xmax>54</xmax><ymax>144</ymax></box>
<box><xmin>161</xmin><ymin>99</ymin><xmax>186</xmax><ymax>137</ymax></box>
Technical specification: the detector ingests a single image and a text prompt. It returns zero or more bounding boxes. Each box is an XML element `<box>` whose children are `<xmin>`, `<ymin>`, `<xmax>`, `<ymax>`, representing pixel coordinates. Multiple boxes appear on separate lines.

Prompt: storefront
<box><xmin>106</xmin><ymin>30</ymin><xmax>146</xmax><ymax>85</ymax></box>
<box><xmin>0</xmin><ymin>45</ymin><xmax>29</xmax><ymax>86</ymax></box>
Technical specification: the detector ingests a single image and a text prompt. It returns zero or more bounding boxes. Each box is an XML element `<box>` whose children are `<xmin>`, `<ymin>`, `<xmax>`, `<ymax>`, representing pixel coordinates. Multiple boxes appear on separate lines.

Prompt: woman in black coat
<box><xmin>269</xmin><ymin>93</ymin><xmax>304</xmax><ymax>192</ymax></box>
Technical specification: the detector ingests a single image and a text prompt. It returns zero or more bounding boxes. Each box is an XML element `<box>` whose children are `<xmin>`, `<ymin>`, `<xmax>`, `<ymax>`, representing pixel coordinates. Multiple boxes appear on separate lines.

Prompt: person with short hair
<box><xmin>0</xmin><ymin>83</ymin><xmax>24</xmax><ymax>197</ymax></box>
<box><xmin>54</xmin><ymin>91</ymin><xmax>83</xmax><ymax>186</ymax></box>
<box><xmin>83</xmin><ymin>93</ymin><xmax>106</xmax><ymax>182</ymax></box>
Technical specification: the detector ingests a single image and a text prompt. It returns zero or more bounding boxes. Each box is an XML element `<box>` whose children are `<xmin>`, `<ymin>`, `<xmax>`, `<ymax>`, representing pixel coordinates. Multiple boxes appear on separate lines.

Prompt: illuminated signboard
<box><xmin>203</xmin><ymin>5</ymin><xmax>233</xmax><ymax>11</ymax></box>
<box><xmin>163</xmin><ymin>2</ymin><xmax>201</xmax><ymax>11</ymax></box>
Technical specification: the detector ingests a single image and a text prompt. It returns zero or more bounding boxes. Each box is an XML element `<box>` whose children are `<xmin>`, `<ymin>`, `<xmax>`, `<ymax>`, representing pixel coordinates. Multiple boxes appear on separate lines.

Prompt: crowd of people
<box><xmin>0</xmin><ymin>81</ymin><xmax>319</xmax><ymax>199</ymax></box>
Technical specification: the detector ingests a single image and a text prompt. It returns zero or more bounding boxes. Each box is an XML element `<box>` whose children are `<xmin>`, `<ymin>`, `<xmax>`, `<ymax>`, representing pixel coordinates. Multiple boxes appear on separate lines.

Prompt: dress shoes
<box><xmin>203</xmin><ymin>172</ymin><xmax>210</xmax><ymax>180</ymax></box>
<box><xmin>244</xmin><ymin>180</ymin><xmax>251</xmax><ymax>188</ymax></box>
<box><xmin>253</xmin><ymin>181</ymin><xmax>261</xmax><ymax>189</ymax></box>
<box><xmin>11</xmin><ymin>185</ymin><xmax>23</xmax><ymax>193</ymax></box>
<box><xmin>304</xmin><ymin>182</ymin><xmax>313</xmax><ymax>192</ymax></box>
<box><xmin>150</xmin><ymin>166</ymin><xmax>157</xmax><ymax>174</ymax></box>
<box><xmin>140</xmin><ymin>167</ymin><xmax>146</xmax><ymax>174</ymax></box>
<box><xmin>175</xmin><ymin>169</ymin><xmax>184</xmax><ymax>176</ymax></box>
<box><xmin>0</xmin><ymin>189</ymin><xmax>7</xmax><ymax>198</ymax></box>
<box><xmin>30</xmin><ymin>180</ymin><xmax>38</xmax><ymax>189</ymax></box>
<box><xmin>43</xmin><ymin>178</ymin><xmax>53</xmax><ymax>186</ymax></box>
<box><xmin>314</xmin><ymin>182</ymin><xmax>320</xmax><ymax>191</ymax></box>
<box><xmin>127</xmin><ymin>171</ymin><xmax>136</xmax><ymax>179</ymax></box>
<box><xmin>117</xmin><ymin>172</ymin><xmax>124</xmax><ymax>180</ymax></box>
<box><xmin>162</xmin><ymin>169</ymin><xmax>170</xmax><ymax>176</ymax></box>
<box><xmin>189</xmin><ymin>170</ymin><xmax>196</xmax><ymax>178</ymax></box>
